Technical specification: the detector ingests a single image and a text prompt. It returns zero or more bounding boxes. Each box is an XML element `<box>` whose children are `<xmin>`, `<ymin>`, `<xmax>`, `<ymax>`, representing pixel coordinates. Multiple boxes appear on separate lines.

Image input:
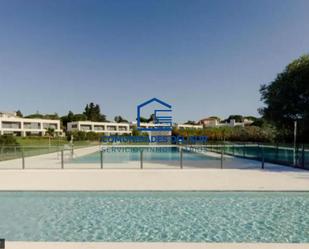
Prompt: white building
<box><xmin>130</xmin><ymin>122</ymin><xmax>172</xmax><ymax>136</ymax></box>
<box><xmin>198</xmin><ymin>117</ymin><xmax>220</xmax><ymax>127</ymax></box>
<box><xmin>0</xmin><ymin>112</ymin><xmax>63</xmax><ymax>136</ymax></box>
<box><xmin>198</xmin><ymin>117</ymin><xmax>254</xmax><ymax>128</ymax></box>
<box><xmin>175</xmin><ymin>124</ymin><xmax>203</xmax><ymax>130</ymax></box>
<box><xmin>67</xmin><ymin>121</ymin><xmax>131</xmax><ymax>135</ymax></box>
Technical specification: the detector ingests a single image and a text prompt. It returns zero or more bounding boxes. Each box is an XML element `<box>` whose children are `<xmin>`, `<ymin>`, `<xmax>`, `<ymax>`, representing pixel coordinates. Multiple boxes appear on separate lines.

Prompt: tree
<box><xmin>184</xmin><ymin>120</ymin><xmax>196</xmax><ymax>125</ymax></box>
<box><xmin>83</xmin><ymin>103</ymin><xmax>106</xmax><ymax>122</ymax></box>
<box><xmin>45</xmin><ymin>128</ymin><xmax>55</xmax><ymax>147</ymax></box>
<box><xmin>114</xmin><ymin>116</ymin><xmax>128</xmax><ymax>123</ymax></box>
<box><xmin>0</xmin><ymin>135</ymin><xmax>19</xmax><ymax>155</ymax></box>
<box><xmin>148</xmin><ymin>114</ymin><xmax>155</xmax><ymax>122</ymax></box>
<box><xmin>136</xmin><ymin>114</ymin><xmax>155</xmax><ymax>123</ymax></box>
<box><xmin>61</xmin><ymin>111</ymin><xmax>87</xmax><ymax>128</ymax></box>
<box><xmin>25</xmin><ymin>113</ymin><xmax>59</xmax><ymax>120</ymax></box>
<box><xmin>16</xmin><ymin>110</ymin><xmax>23</xmax><ymax>117</ymax></box>
<box><xmin>138</xmin><ymin>116</ymin><xmax>148</xmax><ymax>123</ymax></box>
<box><xmin>25</xmin><ymin>113</ymin><xmax>44</xmax><ymax>119</ymax></box>
<box><xmin>225</xmin><ymin>115</ymin><xmax>244</xmax><ymax>123</ymax></box>
<box><xmin>260</xmin><ymin>54</ymin><xmax>309</xmax><ymax>142</ymax></box>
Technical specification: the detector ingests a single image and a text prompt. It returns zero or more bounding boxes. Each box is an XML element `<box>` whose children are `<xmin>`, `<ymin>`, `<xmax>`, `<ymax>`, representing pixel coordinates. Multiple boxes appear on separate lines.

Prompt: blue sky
<box><xmin>0</xmin><ymin>0</ymin><xmax>308</xmax><ymax>122</ymax></box>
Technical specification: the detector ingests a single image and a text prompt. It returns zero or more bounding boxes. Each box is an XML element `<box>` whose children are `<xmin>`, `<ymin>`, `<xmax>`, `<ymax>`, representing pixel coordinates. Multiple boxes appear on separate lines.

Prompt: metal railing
<box><xmin>0</xmin><ymin>143</ymin><xmax>308</xmax><ymax>170</ymax></box>
<box><xmin>0</xmin><ymin>238</ymin><xmax>4</xmax><ymax>249</ymax></box>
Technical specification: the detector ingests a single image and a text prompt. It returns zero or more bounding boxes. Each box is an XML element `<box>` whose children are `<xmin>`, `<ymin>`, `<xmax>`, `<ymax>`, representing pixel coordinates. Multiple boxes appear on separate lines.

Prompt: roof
<box><xmin>199</xmin><ymin>117</ymin><xmax>219</xmax><ymax>121</ymax></box>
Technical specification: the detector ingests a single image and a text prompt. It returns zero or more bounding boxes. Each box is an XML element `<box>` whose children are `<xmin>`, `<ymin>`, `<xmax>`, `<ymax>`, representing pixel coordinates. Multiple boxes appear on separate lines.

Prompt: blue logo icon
<box><xmin>137</xmin><ymin>98</ymin><xmax>172</xmax><ymax>131</ymax></box>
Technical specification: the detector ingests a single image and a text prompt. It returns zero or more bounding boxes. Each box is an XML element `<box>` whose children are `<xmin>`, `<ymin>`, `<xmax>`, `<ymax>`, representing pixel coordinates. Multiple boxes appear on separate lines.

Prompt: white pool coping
<box><xmin>5</xmin><ymin>242</ymin><xmax>309</xmax><ymax>249</ymax></box>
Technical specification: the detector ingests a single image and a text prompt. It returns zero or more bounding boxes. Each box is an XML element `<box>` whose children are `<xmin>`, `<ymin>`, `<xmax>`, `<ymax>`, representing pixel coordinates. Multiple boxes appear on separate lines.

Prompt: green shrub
<box><xmin>0</xmin><ymin>135</ymin><xmax>19</xmax><ymax>147</ymax></box>
<box><xmin>172</xmin><ymin>126</ymin><xmax>275</xmax><ymax>143</ymax></box>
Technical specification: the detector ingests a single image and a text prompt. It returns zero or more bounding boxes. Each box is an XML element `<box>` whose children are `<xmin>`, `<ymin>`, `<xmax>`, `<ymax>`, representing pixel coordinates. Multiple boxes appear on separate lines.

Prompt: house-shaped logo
<box><xmin>137</xmin><ymin>98</ymin><xmax>172</xmax><ymax>131</ymax></box>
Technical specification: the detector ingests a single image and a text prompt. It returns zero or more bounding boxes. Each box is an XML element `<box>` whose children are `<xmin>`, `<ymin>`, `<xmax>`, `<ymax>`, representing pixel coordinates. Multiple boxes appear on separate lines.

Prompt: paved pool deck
<box><xmin>0</xmin><ymin>166</ymin><xmax>309</xmax><ymax>191</ymax></box>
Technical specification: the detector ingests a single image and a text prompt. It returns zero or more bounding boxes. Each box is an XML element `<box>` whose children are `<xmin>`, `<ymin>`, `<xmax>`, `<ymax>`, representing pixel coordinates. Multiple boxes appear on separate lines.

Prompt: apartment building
<box><xmin>67</xmin><ymin>121</ymin><xmax>131</xmax><ymax>135</ymax></box>
<box><xmin>0</xmin><ymin>112</ymin><xmax>63</xmax><ymax>136</ymax></box>
<box><xmin>198</xmin><ymin>117</ymin><xmax>254</xmax><ymax>128</ymax></box>
<box><xmin>175</xmin><ymin>124</ymin><xmax>203</xmax><ymax>130</ymax></box>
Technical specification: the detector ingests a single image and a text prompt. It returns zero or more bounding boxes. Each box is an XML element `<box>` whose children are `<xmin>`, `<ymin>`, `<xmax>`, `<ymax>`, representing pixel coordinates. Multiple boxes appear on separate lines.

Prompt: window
<box><xmin>2</xmin><ymin>122</ymin><xmax>21</xmax><ymax>129</ymax></box>
<box><xmin>43</xmin><ymin>123</ymin><xmax>57</xmax><ymax>129</ymax></box>
<box><xmin>94</xmin><ymin>125</ymin><xmax>105</xmax><ymax>131</ymax></box>
<box><xmin>80</xmin><ymin>125</ymin><xmax>91</xmax><ymax>131</ymax></box>
<box><xmin>118</xmin><ymin>126</ymin><xmax>128</xmax><ymax>131</ymax></box>
<box><xmin>24</xmin><ymin>122</ymin><xmax>40</xmax><ymax>129</ymax></box>
<box><xmin>107</xmin><ymin>125</ymin><xmax>116</xmax><ymax>131</ymax></box>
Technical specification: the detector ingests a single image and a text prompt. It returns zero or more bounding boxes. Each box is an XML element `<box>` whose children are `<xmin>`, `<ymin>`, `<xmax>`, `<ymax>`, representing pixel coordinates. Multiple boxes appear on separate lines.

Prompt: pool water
<box><xmin>72</xmin><ymin>147</ymin><xmax>216</xmax><ymax>164</ymax></box>
<box><xmin>0</xmin><ymin>191</ymin><xmax>308</xmax><ymax>242</ymax></box>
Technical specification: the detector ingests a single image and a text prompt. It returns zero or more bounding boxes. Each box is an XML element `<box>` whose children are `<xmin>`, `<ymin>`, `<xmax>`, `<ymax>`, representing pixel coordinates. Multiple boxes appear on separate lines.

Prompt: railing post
<box><xmin>61</xmin><ymin>150</ymin><xmax>64</xmax><ymax>169</ymax></box>
<box><xmin>140</xmin><ymin>150</ymin><xmax>143</xmax><ymax>169</ymax></box>
<box><xmin>180</xmin><ymin>147</ymin><xmax>183</xmax><ymax>169</ymax></box>
<box><xmin>22</xmin><ymin>150</ymin><xmax>25</xmax><ymax>169</ymax></box>
<box><xmin>100</xmin><ymin>150</ymin><xmax>103</xmax><ymax>169</ymax></box>
<box><xmin>276</xmin><ymin>143</ymin><xmax>279</xmax><ymax>161</ymax></box>
<box><xmin>261</xmin><ymin>145</ymin><xmax>265</xmax><ymax>169</ymax></box>
<box><xmin>71</xmin><ymin>145</ymin><xmax>74</xmax><ymax>158</ymax></box>
<box><xmin>0</xmin><ymin>238</ymin><xmax>5</xmax><ymax>249</ymax></box>
<box><xmin>301</xmin><ymin>144</ymin><xmax>305</xmax><ymax>168</ymax></box>
<box><xmin>220</xmin><ymin>146</ymin><xmax>224</xmax><ymax>169</ymax></box>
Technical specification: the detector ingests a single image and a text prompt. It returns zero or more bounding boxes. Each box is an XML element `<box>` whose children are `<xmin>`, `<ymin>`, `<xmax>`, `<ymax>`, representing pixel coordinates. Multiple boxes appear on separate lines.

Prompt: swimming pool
<box><xmin>0</xmin><ymin>191</ymin><xmax>308</xmax><ymax>242</ymax></box>
<box><xmin>72</xmin><ymin>146</ymin><xmax>217</xmax><ymax>164</ymax></box>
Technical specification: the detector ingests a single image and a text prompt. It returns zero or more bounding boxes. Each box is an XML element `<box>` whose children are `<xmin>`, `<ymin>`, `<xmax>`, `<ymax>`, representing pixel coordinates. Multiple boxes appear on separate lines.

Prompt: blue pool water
<box><xmin>0</xmin><ymin>192</ymin><xmax>308</xmax><ymax>242</ymax></box>
<box><xmin>72</xmin><ymin>147</ymin><xmax>216</xmax><ymax>164</ymax></box>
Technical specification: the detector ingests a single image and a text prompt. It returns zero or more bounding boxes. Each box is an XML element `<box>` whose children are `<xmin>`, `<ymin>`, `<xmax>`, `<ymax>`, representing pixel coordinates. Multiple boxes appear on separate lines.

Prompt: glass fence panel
<box><xmin>305</xmin><ymin>149</ymin><xmax>309</xmax><ymax>169</ymax></box>
<box><xmin>68</xmin><ymin>146</ymin><xmax>139</xmax><ymax>169</ymax></box>
<box><xmin>183</xmin><ymin>146</ymin><xmax>221</xmax><ymax>169</ymax></box>
<box><xmin>0</xmin><ymin>143</ymin><xmax>308</xmax><ymax>170</ymax></box>
<box><xmin>143</xmin><ymin>146</ymin><xmax>180</xmax><ymax>169</ymax></box>
<box><xmin>0</xmin><ymin>146</ymin><xmax>23</xmax><ymax>169</ymax></box>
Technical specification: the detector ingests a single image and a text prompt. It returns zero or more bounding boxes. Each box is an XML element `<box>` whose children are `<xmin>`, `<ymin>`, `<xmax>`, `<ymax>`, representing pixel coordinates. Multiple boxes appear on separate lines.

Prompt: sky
<box><xmin>0</xmin><ymin>0</ymin><xmax>309</xmax><ymax>123</ymax></box>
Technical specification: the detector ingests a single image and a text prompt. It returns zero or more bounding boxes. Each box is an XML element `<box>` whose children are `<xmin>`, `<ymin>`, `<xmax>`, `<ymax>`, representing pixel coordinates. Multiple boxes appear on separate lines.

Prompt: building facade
<box><xmin>175</xmin><ymin>124</ymin><xmax>203</xmax><ymax>130</ymax></box>
<box><xmin>198</xmin><ymin>117</ymin><xmax>220</xmax><ymax>127</ymax></box>
<box><xmin>198</xmin><ymin>117</ymin><xmax>254</xmax><ymax>128</ymax></box>
<box><xmin>67</xmin><ymin>121</ymin><xmax>131</xmax><ymax>135</ymax></box>
<box><xmin>0</xmin><ymin>112</ymin><xmax>63</xmax><ymax>136</ymax></box>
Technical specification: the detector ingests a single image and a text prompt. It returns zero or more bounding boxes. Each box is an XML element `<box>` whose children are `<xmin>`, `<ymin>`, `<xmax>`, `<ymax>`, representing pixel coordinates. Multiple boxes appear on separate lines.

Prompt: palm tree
<box><xmin>46</xmin><ymin>128</ymin><xmax>55</xmax><ymax>148</ymax></box>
